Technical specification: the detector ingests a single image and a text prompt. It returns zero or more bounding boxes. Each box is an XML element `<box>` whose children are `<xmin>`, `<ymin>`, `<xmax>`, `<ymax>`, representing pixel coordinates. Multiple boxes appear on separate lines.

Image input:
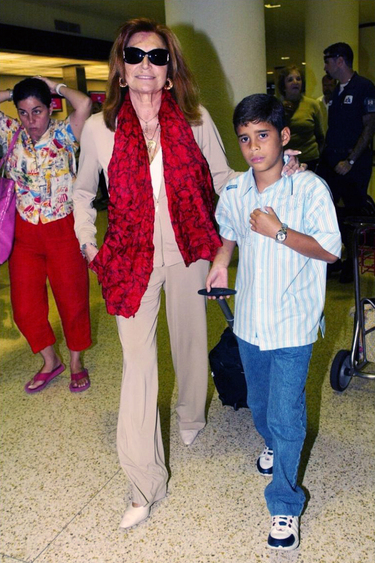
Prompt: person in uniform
<box><xmin>317</xmin><ymin>42</ymin><xmax>375</xmax><ymax>282</ymax></box>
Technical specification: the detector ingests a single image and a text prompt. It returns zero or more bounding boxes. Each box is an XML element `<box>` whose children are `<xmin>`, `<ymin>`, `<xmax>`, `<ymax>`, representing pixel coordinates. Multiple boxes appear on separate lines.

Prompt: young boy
<box><xmin>206</xmin><ymin>94</ymin><xmax>341</xmax><ymax>551</ymax></box>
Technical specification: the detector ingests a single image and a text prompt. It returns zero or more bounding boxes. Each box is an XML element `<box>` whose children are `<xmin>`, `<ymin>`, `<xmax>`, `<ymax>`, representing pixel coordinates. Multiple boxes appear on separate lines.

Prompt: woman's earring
<box><xmin>164</xmin><ymin>78</ymin><xmax>173</xmax><ymax>90</ymax></box>
<box><xmin>119</xmin><ymin>77</ymin><xmax>127</xmax><ymax>88</ymax></box>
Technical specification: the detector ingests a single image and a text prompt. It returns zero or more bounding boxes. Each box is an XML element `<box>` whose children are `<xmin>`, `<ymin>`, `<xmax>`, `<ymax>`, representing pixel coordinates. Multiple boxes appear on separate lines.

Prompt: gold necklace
<box><xmin>144</xmin><ymin>122</ymin><xmax>160</xmax><ymax>157</ymax></box>
<box><xmin>137</xmin><ymin>111</ymin><xmax>159</xmax><ymax>134</ymax></box>
<box><xmin>146</xmin><ymin>124</ymin><xmax>160</xmax><ymax>164</ymax></box>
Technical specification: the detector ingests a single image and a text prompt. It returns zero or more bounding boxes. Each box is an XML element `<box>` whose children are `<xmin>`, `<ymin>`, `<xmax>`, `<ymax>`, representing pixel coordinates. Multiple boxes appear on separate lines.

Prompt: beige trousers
<box><xmin>116</xmin><ymin>259</ymin><xmax>209</xmax><ymax>506</ymax></box>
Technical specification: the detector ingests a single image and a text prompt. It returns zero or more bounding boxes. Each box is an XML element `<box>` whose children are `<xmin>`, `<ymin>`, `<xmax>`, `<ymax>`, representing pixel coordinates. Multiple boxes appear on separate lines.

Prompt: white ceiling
<box><xmin>1</xmin><ymin>0</ymin><xmax>374</xmax><ymax>80</ymax></box>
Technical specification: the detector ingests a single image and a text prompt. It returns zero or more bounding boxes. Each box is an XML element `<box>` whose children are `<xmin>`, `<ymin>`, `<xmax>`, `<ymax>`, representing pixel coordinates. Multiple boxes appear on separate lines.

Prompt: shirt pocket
<box><xmin>274</xmin><ymin>191</ymin><xmax>305</xmax><ymax>227</ymax></box>
<box><xmin>237</xmin><ymin>206</ymin><xmax>253</xmax><ymax>246</ymax></box>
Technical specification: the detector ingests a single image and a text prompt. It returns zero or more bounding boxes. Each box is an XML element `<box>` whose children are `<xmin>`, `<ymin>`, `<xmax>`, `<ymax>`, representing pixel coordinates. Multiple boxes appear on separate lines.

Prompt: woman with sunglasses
<box><xmin>73</xmin><ymin>18</ymin><xmax>302</xmax><ymax>529</ymax></box>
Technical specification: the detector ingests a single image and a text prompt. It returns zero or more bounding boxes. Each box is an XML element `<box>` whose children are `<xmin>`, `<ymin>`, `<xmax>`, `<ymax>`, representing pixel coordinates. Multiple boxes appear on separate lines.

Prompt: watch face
<box><xmin>276</xmin><ymin>231</ymin><xmax>286</xmax><ymax>242</ymax></box>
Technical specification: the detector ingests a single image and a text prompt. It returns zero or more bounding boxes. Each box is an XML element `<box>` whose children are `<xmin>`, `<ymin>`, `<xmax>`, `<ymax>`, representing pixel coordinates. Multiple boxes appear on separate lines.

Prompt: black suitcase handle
<box><xmin>198</xmin><ymin>288</ymin><xmax>236</xmax><ymax>329</ymax></box>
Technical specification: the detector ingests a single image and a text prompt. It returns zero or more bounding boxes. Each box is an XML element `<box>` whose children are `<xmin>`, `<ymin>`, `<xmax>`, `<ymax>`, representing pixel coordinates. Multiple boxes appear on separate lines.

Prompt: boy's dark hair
<box><xmin>233</xmin><ymin>94</ymin><xmax>286</xmax><ymax>134</ymax></box>
<box><xmin>324</xmin><ymin>42</ymin><xmax>353</xmax><ymax>67</ymax></box>
<box><xmin>13</xmin><ymin>78</ymin><xmax>52</xmax><ymax>108</ymax></box>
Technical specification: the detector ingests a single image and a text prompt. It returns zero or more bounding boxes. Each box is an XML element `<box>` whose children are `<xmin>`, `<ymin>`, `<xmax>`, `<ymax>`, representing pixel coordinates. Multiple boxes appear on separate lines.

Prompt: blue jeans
<box><xmin>237</xmin><ymin>338</ymin><xmax>313</xmax><ymax>516</ymax></box>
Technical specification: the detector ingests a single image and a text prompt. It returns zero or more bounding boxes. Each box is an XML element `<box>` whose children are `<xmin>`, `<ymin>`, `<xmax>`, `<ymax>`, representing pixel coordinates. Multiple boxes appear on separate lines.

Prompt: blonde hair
<box><xmin>103</xmin><ymin>18</ymin><xmax>202</xmax><ymax>131</ymax></box>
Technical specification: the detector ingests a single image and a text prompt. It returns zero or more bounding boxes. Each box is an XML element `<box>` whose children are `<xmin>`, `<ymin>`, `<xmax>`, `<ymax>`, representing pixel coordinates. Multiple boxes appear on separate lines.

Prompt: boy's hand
<box><xmin>206</xmin><ymin>266</ymin><xmax>229</xmax><ymax>299</ymax></box>
<box><xmin>250</xmin><ymin>207</ymin><xmax>281</xmax><ymax>239</ymax></box>
<box><xmin>206</xmin><ymin>238</ymin><xmax>236</xmax><ymax>298</ymax></box>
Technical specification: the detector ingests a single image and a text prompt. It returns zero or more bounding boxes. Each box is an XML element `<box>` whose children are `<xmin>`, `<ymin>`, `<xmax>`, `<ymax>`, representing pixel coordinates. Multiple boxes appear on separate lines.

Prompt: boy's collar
<box><xmin>240</xmin><ymin>167</ymin><xmax>291</xmax><ymax>197</ymax></box>
<box><xmin>238</xmin><ymin>167</ymin><xmax>256</xmax><ymax>196</ymax></box>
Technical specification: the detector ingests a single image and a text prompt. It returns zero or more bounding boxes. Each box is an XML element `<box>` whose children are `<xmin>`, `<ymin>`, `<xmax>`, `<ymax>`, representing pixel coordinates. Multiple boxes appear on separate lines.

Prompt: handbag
<box><xmin>0</xmin><ymin>127</ymin><xmax>22</xmax><ymax>265</ymax></box>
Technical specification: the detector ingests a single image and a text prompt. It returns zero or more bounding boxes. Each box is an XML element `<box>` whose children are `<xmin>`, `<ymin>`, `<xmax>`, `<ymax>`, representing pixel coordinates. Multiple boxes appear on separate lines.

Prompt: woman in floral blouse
<box><xmin>0</xmin><ymin>76</ymin><xmax>92</xmax><ymax>393</ymax></box>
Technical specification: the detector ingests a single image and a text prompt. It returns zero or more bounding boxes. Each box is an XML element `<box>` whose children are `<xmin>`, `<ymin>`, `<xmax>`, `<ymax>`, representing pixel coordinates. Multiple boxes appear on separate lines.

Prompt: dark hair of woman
<box><xmin>13</xmin><ymin>77</ymin><xmax>52</xmax><ymax>108</ymax></box>
<box><xmin>103</xmin><ymin>18</ymin><xmax>202</xmax><ymax>131</ymax></box>
<box><xmin>277</xmin><ymin>65</ymin><xmax>305</xmax><ymax>98</ymax></box>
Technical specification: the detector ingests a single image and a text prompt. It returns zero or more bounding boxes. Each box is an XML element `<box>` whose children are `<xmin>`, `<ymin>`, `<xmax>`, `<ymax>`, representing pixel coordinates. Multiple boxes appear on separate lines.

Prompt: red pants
<box><xmin>9</xmin><ymin>213</ymin><xmax>91</xmax><ymax>354</ymax></box>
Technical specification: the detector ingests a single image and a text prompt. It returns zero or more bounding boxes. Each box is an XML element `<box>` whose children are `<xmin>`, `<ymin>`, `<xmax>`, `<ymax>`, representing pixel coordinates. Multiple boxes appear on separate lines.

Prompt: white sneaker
<box><xmin>267</xmin><ymin>515</ymin><xmax>299</xmax><ymax>551</ymax></box>
<box><xmin>119</xmin><ymin>504</ymin><xmax>150</xmax><ymax>529</ymax></box>
<box><xmin>257</xmin><ymin>446</ymin><xmax>273</xmax><ymax>475</ymax></box>
<box><xmin>180</xmin><ymin>429</ymin><xmax>199</xmax><ymax>446</ymax></box>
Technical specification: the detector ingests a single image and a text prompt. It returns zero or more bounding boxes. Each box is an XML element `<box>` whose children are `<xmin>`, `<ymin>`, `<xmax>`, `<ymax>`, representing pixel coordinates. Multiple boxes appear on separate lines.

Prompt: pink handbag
<box><xmin>0</xmin><ymin>128</ymin><xmax>22</xmax><ymax>265</ymax></box>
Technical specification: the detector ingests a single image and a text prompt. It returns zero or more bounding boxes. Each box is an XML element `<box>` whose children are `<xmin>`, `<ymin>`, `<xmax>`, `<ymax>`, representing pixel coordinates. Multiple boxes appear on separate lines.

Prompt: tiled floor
<box><xmin>1</xmin><ymin>212</ymin><xmax>374</xmax><ymax>562</ymax></box>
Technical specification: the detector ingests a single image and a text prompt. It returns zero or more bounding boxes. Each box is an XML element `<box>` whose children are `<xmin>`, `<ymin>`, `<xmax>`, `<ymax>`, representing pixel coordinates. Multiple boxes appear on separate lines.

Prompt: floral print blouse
<box><xmin>0</xmin><ymin>111</ymin><xmax>78</xmax><ymax>224</ymax></box>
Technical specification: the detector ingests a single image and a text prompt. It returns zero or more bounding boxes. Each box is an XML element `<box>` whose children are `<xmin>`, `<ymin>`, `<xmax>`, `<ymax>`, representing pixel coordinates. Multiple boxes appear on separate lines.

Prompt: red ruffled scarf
<box><xmin>91</xmin><ymin>90</ymin><xmax>221</xmax><ymax>317</ymax></box>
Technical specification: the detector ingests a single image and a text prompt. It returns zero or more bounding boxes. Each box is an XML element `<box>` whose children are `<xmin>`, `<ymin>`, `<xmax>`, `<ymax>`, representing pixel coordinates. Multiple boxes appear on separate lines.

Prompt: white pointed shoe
<box><xmin>119</xmin><ymin>504</ymin><xmax>150</xmax><ymax>529</ymax></box>
<box><xmin>180</xmin><ymin>429</ymin><xmax>199</xmax><ymax>446</ymax></box>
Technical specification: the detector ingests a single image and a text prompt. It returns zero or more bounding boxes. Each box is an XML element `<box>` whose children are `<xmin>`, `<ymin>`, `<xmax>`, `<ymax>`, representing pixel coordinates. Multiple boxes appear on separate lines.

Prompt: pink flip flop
<box><xmin>24</xmin><ymin>364</ymin><xmax>65</xmax><ymax>394</ymax></box>
<box><xmin>69</xmin><ymin>369</ymin><xmax>90</xmax><ymax>393</ymax></box>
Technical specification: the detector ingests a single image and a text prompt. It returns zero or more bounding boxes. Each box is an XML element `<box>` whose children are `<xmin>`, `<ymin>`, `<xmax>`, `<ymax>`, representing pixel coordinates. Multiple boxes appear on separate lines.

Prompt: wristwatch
<box><xmin>275</xmin><ymin>223</ymin><xmax>288</xmax><ymax>243</ymax></box>
<box><xmin>347</xmin><ymin>158</ymin><xmax>355</xmax><ymax>166</ymax></box>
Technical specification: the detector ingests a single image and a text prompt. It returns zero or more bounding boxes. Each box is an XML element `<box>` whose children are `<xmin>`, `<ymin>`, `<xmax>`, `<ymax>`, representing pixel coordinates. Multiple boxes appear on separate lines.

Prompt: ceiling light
<box><xmin>265</xmin><ymin>3</ymin><xmax>281</xmax><ymax>8</ymax></box>
<box><xmin>281</xmin><ymin>56</ymin><xmax>290</xmax><ymax>60</ymax></box>
<box><xmin>0</xmin><ymin>52</ymin><xmax>109</xmax><ymax>81</ymax></box>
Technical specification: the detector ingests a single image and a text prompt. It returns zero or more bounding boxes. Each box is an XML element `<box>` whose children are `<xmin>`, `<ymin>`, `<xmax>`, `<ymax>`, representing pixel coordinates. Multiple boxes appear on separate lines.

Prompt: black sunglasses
<box><xmin>123</xmin><ymin>47</ymin><xmax>170</xmax><ymax>66</ymax></box>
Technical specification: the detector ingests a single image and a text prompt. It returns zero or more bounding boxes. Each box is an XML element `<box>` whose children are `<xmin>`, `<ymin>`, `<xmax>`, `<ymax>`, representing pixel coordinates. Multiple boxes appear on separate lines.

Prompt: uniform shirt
<box><xmin>325</xmin><ymin>72</ymin><xmax>375</xmax><ymax>160</ymax></box>
<box><xmin>0</xmin><ymin>111</ymin><xmax>78</xmax><ymax>224</ymax></box>
<box><xmin>216</xmin><ymin>169</ymin><xmax>341</xmax><ymax>350</ymax></box>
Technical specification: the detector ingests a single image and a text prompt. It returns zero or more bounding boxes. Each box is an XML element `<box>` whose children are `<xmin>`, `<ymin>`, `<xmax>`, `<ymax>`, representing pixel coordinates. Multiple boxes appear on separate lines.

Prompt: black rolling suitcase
<box><xmin>198</xmin><ymin>288</ymin><xmax>248</xmax><ymax>410</ymax></box>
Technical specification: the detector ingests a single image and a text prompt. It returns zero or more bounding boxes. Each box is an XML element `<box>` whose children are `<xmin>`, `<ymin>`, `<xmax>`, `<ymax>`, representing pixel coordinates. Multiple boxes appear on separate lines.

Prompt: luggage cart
<box><xmin>330</xmin><ymin>218</ymin><xmax>375</xmax><ymax>391</ymax></box>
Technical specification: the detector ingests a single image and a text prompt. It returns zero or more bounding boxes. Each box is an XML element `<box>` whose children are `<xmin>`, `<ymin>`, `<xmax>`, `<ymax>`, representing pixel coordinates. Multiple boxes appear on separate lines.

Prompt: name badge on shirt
<box><xmin>365</xmin><ymin>98</ymin><xmax>375</xmax><ymax>113</ymax></box>
<box><xmin>343</xmin><ymin>95</ymin><xmax>353</xmax><ymax>104</ymax></box>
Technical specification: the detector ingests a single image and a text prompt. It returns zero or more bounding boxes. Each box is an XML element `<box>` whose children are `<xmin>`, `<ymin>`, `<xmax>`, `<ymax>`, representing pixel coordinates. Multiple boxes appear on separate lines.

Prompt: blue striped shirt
<box><xmin>216</xmin><ymin>169</ymin><xmax>342</xmax><ymax>350</ymax></box>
